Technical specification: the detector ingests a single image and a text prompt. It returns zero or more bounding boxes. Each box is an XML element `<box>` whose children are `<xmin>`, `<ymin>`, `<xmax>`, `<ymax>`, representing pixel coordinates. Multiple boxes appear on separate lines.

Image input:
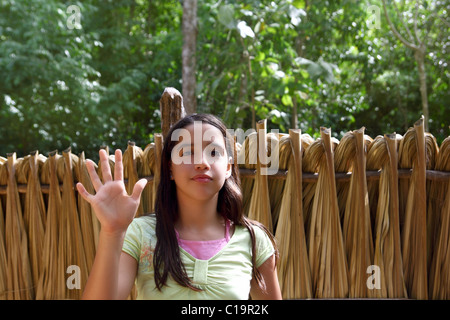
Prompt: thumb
<box><xmin>76</xmin><ymin>182</ymin><xmax>94</xmax><ymax>203</ymax></box>
<box><xmin>131</xmin><ymin>178</ymin><xmax>148</xmax><ymax>201</ymax></box>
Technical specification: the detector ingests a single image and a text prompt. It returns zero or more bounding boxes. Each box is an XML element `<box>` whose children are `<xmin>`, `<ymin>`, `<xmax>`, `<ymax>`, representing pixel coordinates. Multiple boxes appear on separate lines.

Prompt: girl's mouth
<box><xmin>192</xmin><ymin>174</ymin><xmax>212</xmax><ymax>183</ymax></box>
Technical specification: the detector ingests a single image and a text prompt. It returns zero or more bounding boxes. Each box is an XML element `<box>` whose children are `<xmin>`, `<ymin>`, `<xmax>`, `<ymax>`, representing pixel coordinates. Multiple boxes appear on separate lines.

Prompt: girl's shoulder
<box><xmin>126</xmin><ymin>213</ymin><xmax>157</xmax><ymax>237</ymax></box>
<box><xmin>133</xmin><ymin>213</ymin><xmax>157</xmax><ymax>226</ymax></box>
<box><xmin>123</xmin><ymin>214</ymin><xmax>157</xmax><ymax>261</ymax></box>
<box><xmin>239</xmin><ymin>220</ymin><xmax>273</xmax><ymax>241</ymax></box>
<box><xmin>233</xmin><ymin>221</ymin><xmax>274</xmax><ymax>249</ymax></box>
<box><xmin>234</xmin><ymin>221</ymin><xmax>275</xmax><ymax>268</ymax></box>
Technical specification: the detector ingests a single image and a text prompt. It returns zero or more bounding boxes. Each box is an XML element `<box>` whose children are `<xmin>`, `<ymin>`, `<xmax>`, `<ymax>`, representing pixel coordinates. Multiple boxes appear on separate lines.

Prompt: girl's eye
<box><xmin>179</xmin><ymin>148</ymin><xmax>192</xmax><ymax>157</ymax></box>
<box><xmin>210</xmin><ymin>149</ymin><xmax>223</xmax><ymax>157</ymax></box>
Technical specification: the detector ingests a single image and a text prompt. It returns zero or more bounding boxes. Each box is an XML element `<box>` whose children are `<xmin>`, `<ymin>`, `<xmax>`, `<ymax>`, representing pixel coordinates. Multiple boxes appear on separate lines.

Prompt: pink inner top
<box><xmin>175</xmin><ymin>220</ymin><xmax>231</xmax><ymax>260</ymax></box>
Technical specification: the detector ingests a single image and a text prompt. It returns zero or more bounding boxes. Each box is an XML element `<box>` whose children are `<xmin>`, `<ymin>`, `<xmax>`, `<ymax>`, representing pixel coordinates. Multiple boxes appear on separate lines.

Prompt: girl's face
<box><xmin>169</xmin><ymin>123</ymin><xmax>232</xmax><ymax>203</ymax></box>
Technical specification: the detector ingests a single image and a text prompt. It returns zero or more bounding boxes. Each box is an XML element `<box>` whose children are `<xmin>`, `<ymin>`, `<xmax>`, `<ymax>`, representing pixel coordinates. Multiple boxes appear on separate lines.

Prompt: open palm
<box><xmin>76</xmin><ymin>149</ymin><xmax>148</xmax><ymax>235</ymax></box>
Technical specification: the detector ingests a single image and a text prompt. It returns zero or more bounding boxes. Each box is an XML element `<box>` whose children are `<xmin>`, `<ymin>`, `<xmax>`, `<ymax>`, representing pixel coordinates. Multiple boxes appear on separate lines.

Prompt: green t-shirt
<box><xmin>122</xmin><ymin>215</ymin><xmax>275</xmax><ymax>300</ymax></box>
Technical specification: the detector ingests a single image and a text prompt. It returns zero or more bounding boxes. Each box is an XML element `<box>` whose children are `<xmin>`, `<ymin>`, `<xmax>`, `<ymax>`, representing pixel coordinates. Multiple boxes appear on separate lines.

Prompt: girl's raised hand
<box><xmin>76</xmin><ymin>149</ymin><xmax>148</xmax><ymax>235</ymax></box>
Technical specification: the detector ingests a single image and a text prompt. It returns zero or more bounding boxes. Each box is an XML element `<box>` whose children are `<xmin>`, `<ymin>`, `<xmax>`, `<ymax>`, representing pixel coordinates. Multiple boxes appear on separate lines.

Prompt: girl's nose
<box><xmin>194</xmin><ymin>152</ymin><xmax>211</xmax><ymax>170</ymax></box>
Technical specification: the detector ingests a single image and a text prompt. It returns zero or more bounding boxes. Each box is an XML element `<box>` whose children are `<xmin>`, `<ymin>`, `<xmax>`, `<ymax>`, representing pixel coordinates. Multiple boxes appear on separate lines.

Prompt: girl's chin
<box><xmin>179</xmin><ymin>189</ymin><xmax>220</xmax><ymax>202</ymax></box>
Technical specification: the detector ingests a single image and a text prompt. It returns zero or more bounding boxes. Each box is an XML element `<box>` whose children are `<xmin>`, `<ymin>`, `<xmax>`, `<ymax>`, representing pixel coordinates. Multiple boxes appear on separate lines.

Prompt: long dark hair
<box><xmin>153</xmin><ymin>113</ymin><xmax>278</xmax><ymax>292</ymax></box>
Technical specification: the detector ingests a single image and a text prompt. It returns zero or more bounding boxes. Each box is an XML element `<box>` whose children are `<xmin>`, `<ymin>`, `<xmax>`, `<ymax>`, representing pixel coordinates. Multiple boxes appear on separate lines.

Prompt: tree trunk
<box><xmin>381</xmin><ymin>0</ymin><xmax>430</xmax><ymax>132</ymax></box>
<box><xmin>182</xmin><ymin>0</ymin><xmax>197</xmax><ymax>115</ymax></box>
<box><xmin>414</xmin><ymin>47</ymin><xmax>429</xmax><ymax>132</ymax></box>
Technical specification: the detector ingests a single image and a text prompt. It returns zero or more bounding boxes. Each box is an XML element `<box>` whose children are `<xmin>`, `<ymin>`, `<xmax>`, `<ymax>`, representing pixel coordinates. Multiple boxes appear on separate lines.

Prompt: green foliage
<box><xmin>0</xmin><ymin>0</ymin><xmax>448</xmax><ymax>160</ymax></box>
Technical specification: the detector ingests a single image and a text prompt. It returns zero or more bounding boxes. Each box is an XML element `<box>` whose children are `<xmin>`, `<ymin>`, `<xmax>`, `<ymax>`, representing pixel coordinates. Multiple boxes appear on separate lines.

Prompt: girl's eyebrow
<box><xmin>176</xmin><ymin>143</ymin><xmax>194</xmax><ymax>149</ymax></box>
<box><xmin>177</xmin><ymin>142</ymin><xmax>225</xmax><ymax>150</ymax></box>
<box><xmin>208</xmin><ymin>142</ymin><xmax>225</xmax><ymax>150</ymax></box>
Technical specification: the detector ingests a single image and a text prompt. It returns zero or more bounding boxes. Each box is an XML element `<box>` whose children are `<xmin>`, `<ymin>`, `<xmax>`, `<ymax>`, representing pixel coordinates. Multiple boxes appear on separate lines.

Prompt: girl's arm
<box><xmin>77</xmin><ymin>149</ymin><xmax>147</xmax><ymax>300</ymax></box>
<box><xmin>82</xmin><ymin>231</ymin><xmax>137</xmax><ymax>300</ymax></box>
<box><xmin>250</xmin><ymin>254</ymin><xmax>282</xmax><ymax>300</ymax></box>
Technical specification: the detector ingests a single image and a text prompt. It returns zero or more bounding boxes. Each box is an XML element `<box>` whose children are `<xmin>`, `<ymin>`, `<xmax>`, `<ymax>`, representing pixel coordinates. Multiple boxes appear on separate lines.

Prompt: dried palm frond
<box><xmin>0</xmin><ymin>209</ymin><xmax>5</xmax><ymax>300</ymax></box>
<box><xmin>0</xmin><ymin>158</ymin><xmax>7</xmax><ymax>300</ymax></box>
<box><xmin>302</xmin><ymin>135</ymin><xmax>339</xmax><ymax>242</ymax></box>
<box><xmin>268</xmin><ymin>133</ymin><xmax>288</xmax><ymax>229</ymax></box>
<box><xmin>139</xmin><ymin>143</ymin><xmax>155</xmax><ymax>214</ymax></box>
<box><xmin>334</xmin><ymin>134</ymin><xmax>353</xmax><ymax>224</ymax></box>
<box><xmin>97</xmin><ymin>146</ymin><xmax>115</xmax><ymax>183</ymax></box>
<box><xmin>366</xmin><ymin>135</ymin><xmax>382</xmax><ymax>232</ymax></box>
<box><xmin>398</xmin><ymin>117</ymin><xmax>428</xmax><ymax>300</ymax></box>
<box><xmin>124</xmin><ymin>141</ymin><xmax>150</xmax><ymax>302</ymax></box>
<box><xmin>302</xmin><ymin>141</ymin><xmax>322</xmax><ymax>239</ymax></box>
<box><xmin>36</xmin><ymin>151</ymin><xmax>62</xmax><ymax>299</ymax></box>
<box><xmin>153</xmin><ymin>134</ymin><xmax>163</xmax><ymax>212</ymax></box>
<box><xmin>55</xmin><ymin>152</ymin><xmax>69</xmax><ymax>299</ymax></box>
<box><xmin>422</xmin><ymin>133</ymin><xmax>439</xmax><ymax>270</ymax></box>
<box><xmin>306</xmin><ymin>128</ymin><xmax>348</xmax><ymax>298</ymax></box>
<box><xmin>58</xmin><ymin>148</ymin><xmax>88</xmax><ymax>299</ymax></box>
<box><xmin>367</xmin><ymin>133</ymin><xmax>407</xmax><ymax>298</ymax></box>
<box><xmin>0</xmin><ymin>157</ymin><xmax>7</xmax><ymax>235</ymax></box>
<box><xmin>0</xmin><ymin>154</ymin><xmax>6</xmax><ymax>183</ymax></box>
<box><xmin>275</xmin><ymin>129</ymin><xmax>312</xmax><ymax>299</ymax></box>
<box><xmin>334</xmin><ymin>128</ymin><xmax>374</xmax><ymax>298</ymax></box>
<box><xmin>238</xmin><ymin>131</ymin><xmax>257</xmax><ymax>217</ymax></box>
<box><xmin>5</xmin><ymin>153</ymin><xmax>34</xmax><ymax>300</ymax></box>
<box><xmin>428</xmin><ymin>136</ymin><xmax>450</xmax><ymax>299</ymax></box>
<box><xmin>247</xmin><ymin>120</ymin><xmax>274</xmax><ymax>233</ymax></box>
<box><xmin>334</xmin><ymin>131</ymin><xmax>373</xmax><ymax>220</ymax></box>
<box><xmin>17</xmin><ymin>151</ymin><xmax>47</xmax><ymax>297</ymax></box>
<box><xmin>74</xmin><ymin>152</ymin><xmax>99</xmax><ymax>272</ymax></box>
<box><xmin>123</xmin><ymin>142</ymin><xmax>145</xmax><ymax>217</ymax></box>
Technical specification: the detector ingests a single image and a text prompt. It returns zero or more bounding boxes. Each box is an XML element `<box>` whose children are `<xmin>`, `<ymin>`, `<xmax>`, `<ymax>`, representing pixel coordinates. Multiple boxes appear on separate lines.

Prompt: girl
<box><xmin>77</xmin><ymin>113</ymin><xmax>281</xmax><ymax>300</ymax></box>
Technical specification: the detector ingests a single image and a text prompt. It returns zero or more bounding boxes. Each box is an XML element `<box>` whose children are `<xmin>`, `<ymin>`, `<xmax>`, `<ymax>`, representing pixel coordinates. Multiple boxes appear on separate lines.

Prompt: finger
<box><xmin>85</xmin><ymin>159</ymin><xmax>103</xmax><ymax>192</ymax></box>
<box><xmin>114</xmin><ymin>149</ymin><xmax>124</xmax><ymax>182</ymax></box>
<box><xmin>99</xmin><ymin>149</ymin><xmax>113</xmax><ymax>183</ymax></box>
<box><xmin>76</xmin><ymin>182</ymin><xmax>94</xmax><ymax>203</ymax></box>
<box><xmin>131</xmin><ymin>178</ymin><xmax>148</xmax><ymax>202</ymax></box>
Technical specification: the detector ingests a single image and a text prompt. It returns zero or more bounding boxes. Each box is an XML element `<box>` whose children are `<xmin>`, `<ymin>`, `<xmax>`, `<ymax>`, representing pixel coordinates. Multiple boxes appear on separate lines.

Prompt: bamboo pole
<box><xmin>2</xmin><ymin>166</ymin><xmax>450</xmax><ymax>197</ymax></box>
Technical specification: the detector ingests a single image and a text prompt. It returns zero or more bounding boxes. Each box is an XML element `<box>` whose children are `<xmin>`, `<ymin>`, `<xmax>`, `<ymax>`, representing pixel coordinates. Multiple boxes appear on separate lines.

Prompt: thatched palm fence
<box><xmin>0</xmin><ymin>89</ymin><xmax>449</xmax><ymax>300</ymax></box>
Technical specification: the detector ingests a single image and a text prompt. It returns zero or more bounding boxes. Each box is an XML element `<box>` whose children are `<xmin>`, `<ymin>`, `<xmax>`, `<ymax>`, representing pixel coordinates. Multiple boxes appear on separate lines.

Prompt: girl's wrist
<box><xmin>99</xmin><ymin>227</ymin><xmax>128</xmax><ymax>240</ymax></box>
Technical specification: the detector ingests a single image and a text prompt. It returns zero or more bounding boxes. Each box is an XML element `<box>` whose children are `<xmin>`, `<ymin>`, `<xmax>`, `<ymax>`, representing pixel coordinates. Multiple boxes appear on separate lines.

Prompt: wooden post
<box><xmin>159</xmin><ymin>87</ymin><xmax>186</xmax><ymax>138</ymax></box>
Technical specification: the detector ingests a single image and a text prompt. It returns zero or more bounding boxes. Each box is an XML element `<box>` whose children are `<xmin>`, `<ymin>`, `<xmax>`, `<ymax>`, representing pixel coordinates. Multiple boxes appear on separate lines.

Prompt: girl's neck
<box><xmin>175</xmin><ymin>193</ymin><xmax>222</xmax><ymax>231</ymax></box>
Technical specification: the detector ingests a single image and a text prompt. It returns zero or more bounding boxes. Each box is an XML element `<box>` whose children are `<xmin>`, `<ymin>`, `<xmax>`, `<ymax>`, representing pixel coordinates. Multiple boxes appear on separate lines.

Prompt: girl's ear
<box><xmin>225</xmin><ymin>156</ymin><xmax>232</xmax><ymax>179</ymax></box>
